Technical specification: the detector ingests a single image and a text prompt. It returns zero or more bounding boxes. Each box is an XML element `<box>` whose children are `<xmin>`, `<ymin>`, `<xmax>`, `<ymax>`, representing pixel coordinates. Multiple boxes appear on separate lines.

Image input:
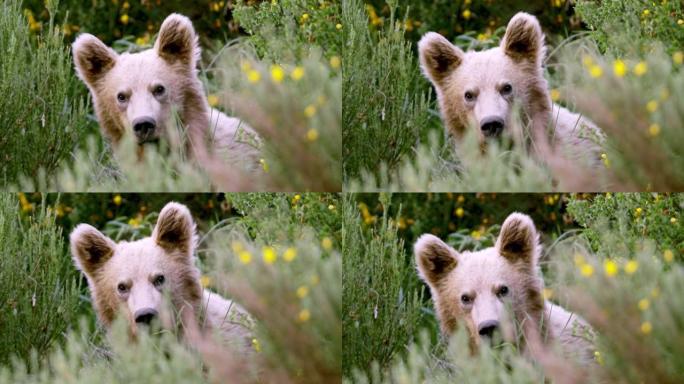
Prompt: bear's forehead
<box><xmin>106</xmin><ymin>238</ymin><xmax>167</xmax><ymax>277</ymax></box>
<box><xmin>107</xmin><ymin>50</ymin><xmax>175</xmax><ymax>84</ymax></box>
<box><xmin>454</xmin><ymin>48</ymin><xmax>518</xmax><ymax>85</ymax></box>
<box><xmin>450</xmin><ymin>248</ymin><xmax>515</xmax><ymax>289</ymax></box>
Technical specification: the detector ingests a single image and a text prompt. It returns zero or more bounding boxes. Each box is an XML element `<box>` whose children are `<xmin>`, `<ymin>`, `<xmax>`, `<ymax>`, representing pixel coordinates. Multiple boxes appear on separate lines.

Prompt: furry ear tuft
<box><xmin>415</xmin><ymin>234</ymin><xmax>458</xmax><ymax>286</ymax></box>
<box><xmin>418</xmin><ymin>32</ymin><xmax>464</xmax><ymax>87</ymax></box>
<box><xmin>153</xmin><ymin>202</ymin><xmax>196</xmax><ymax>257</ymax></box>
<box><xmin>70</xmin><ymin>224</ymin><xmax>116</xmax><ymax>277</ymax></box>
<box><xmin>154</xmin><ymin>13</ymin><xmax>200</xmax><ymax>67</ymax></box>
<box><xmin>72</xmin><ymin>34</ymin><xmax>117</xmax><ymax>86</ymax></box>
<box><xmin>501</xmin><ymin>12</ymin><xmax>545</xmax><ymax>64</ymax></box>
<box><xmin>496</xmin><ymin>212</ymin><xmax>540</xmax><ymax>265</ymax></box>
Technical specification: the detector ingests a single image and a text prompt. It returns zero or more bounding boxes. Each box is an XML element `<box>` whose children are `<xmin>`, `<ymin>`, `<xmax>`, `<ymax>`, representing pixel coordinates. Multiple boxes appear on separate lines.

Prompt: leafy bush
<box><xmin>0</xmin><ymin>0</ymin><xmax>94</xmax><ymax>186</ymax></box>
<box><xmin>0</xmin><ymin>194</ymin><xmax>81</xmax><ymax>367</ymax></box>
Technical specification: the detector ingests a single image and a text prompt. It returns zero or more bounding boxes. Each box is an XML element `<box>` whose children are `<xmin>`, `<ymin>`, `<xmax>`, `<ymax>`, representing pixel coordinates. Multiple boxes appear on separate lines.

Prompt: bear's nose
<box><xmin>134</xmin><ymin>308</ymin><xmax>158</xmax><ymax>324</ymax></box>
<box><xmin>478</xmin><ymin>320</ymin><xmax>500</xmax><ymax>337</ymax></box>
<box><xmin>480</xmin><ymin>117</ymin><xmax>504</xmax><ymax>137</ymax></box>
<box><xmin>132</xmin><ymin>117</ymin><xmax>156</xmax><ymax>140</ymax></box>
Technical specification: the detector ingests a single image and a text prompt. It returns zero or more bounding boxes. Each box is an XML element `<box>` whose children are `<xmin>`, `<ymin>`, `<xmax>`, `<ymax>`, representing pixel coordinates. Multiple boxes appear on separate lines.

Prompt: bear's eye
<box><xmin>501</xmin><ymin>84</ymin><xmax>513</xmax><ymax>95</ymax></box>
<box><xmin>153</xmin><ymin>85</ymin><xmax>165</xmax><ymax>96</ymax></box>
<box><xmin>117</xmin><ymin>283</ymin><xmax>128</xmax><ymax>293</ymax></box>
<box><xmin>117</xmin><ymin>93</ymin><xmax>127</xmax><ymax>102</ymax></box>
<box><xmin>464</xmin><ymin>91</ymin><xmax>475</xmax><ymax>102</ymax></box>
<box><xmin>460</xmin><ymin>294</ymin><xmax>472</xmax><ymax>304</ymax></box>
<box><xmin>153</xmin><ymin>275</ymin><xmax>165</xmax><ymax>287</ymax></box>
<box><xmin>497</xmin><ymin>285</ymin><xmax>509</xmax><ymax>297</ymax></box>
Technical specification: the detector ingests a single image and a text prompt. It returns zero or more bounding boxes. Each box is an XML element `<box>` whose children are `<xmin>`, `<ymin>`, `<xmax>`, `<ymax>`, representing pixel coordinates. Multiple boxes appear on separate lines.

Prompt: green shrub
<box><xmin>0</xmin><ymin>0</ymin><xmax>94</xmax><ymax>186</ymax></box>
<box><xmin>342</xmin><ymin>0</ymin><xmax>436</xmax><ymax>183</ymax></box>
<box><xmin>342</xmin><ymin>194</ymin><xmax>425</xmax><ymax>377</ymax></box>
<box><xmin>0</xmin><ymin>194</ymin><xmax>81</xmax><ymax>367</ymax></box>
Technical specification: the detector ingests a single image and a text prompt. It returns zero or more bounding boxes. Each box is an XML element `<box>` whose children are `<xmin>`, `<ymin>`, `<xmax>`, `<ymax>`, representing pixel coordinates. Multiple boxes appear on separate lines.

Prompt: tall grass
<box><xmin>0</xmin><ymin>194</ymin><xmax>81</xmax><ymax>367</ymax></box>
<box><xmin>0</xmin><ymin>0</ymin><xmax>94</xmax><ymax>186</ymax></box>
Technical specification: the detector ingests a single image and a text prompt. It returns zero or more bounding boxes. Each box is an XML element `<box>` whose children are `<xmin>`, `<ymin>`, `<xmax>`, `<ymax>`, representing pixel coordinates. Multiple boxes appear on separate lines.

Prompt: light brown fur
<box><xmin>72</xmin><ymin>14</ymin><xmax>259</xmax><ymax>169</ymax></box>
<box><xmin>418</xmin><ymin>12</ymin><xmax>602</xmax><ymax>172</ymax></box>
<box><xmin>415</xmin><ymin>212</ymin><xmax>594</xmax><ymax>363</ymax></box>
<box><xmin>70</xmin><ymin>202</ymin><xmax>251</xmax><ymax>346</ymax></box>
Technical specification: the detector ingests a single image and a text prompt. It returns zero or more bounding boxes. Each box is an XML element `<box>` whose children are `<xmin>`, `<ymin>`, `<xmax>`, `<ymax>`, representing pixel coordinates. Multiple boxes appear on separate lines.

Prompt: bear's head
<box><xmin>414</xmin><ymin>212</ymin><xmax>545</xmax><ymax>350</ymax></box>
<box><xmin>70</xmin><ymin>202</ymin><xmax>203</xmax><ymax>334</ymax></box>
<box><xmin>72</xmin><ymin>14</ymin><xmax>205</xmax><ymax>150</ymax></box>
<box><xmin>418</xmin><ymin>12</ymin><xmax>551</xmax><ymax>147</ymax></box>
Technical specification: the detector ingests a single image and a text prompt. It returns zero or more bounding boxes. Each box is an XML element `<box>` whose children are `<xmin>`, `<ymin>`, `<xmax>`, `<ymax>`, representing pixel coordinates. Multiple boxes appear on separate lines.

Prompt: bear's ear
<box><xmin>415</xmin><ymin>234</ymin><xmax>458</xmax><ymax>286</ymax></box>
<box><xmin>71</xmin><ymin>224</ymin><xmax>117</xmax><ymax>277</ymax></box>
<box><xmin>496</xmin><ymin>212</ymin><xmax>540</xmax><ymax>265</ymax></box>
<box><xmin>153</xmin><ymin>202</ymin><xmax>196</xmax><ymax>257</ymax></box>
<box><xmin>155</xmin><ymin>13</ymin><xmax>200</xmax><ymax>68</ymax></box>
<box><xmin>501</xmin><ymin>12</ymin><xmax>545</xmax><ymax>64</ymax></box>
<box><xmin>72</xmin><ymin>34</ymin><xmax>118</xmax><ymax>86</ymax></box>
<box><xmin>418</xmin><ymin>32</ymin><xmax>464</xmax><ymax>87</ymax></box>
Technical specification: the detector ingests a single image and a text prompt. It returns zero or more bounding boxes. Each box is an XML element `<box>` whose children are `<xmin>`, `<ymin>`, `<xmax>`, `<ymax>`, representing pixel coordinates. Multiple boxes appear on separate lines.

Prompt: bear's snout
<box><xmin>480</xmin><ymin>117</ymin><xmax>504</xmax><ymax>138</ymax></box>
<box><xmin>477</xmin><ymin>319</ymin><xmax>500</xmax><ymax>337</ymax></box>
<box><xmin>134</xmin><ymin>308</ymin><xmax>159</xmax><ymax>324</ymax></box>
<box><xmin>132</xmin><ymin>117</ymin><xmax>157</xmax><ymax>143</ymax></box>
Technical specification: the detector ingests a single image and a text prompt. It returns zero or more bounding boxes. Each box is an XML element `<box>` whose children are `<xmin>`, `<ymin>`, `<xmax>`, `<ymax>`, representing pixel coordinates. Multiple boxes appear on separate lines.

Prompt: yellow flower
<box><xmin>640</xmin><ymin>321</ymin><xmax>652</xmax><ymax>335</ymax></box>
<box><xmin>113</xmin><ymin>194</ymin><xmax>122</xmax><ymax>206</ymax></box>
<box><xmin>270</xmin><ymin>65</ymin><xmax>285</xmax><ymax>83</ymax></box>
<box><xmin>648</xmin><ymin>123</ymin><xmax>661</xmax><ymax>137</ymax></box>
<box><xmin>301</xmin><ymin>13</ymin><xmax>309</xmax><ymax>22</ymax></box>
<box><xmin>296</xmin><ymin>285</ymin><xmax>309</xmax><ymax>298</ymax></box>
<box><xmin>321</xmin><ymin>237</ymin><xmax>333</xmax><ymax>250</ymax></box>
<box><xmin>471</xmin><ymin>230</ymin><xmax>481</xmax><ymax>240</ymax></box>
<box><xmin>247</xmin><ymin>69</ymin><xmax>261</xmax><ymax>83</ymax></box>
<box><xmin>330</xmin><ymin>56</ymin><xmax>341</xmax><ymax>69</ymax></box>
<box><xmin>122</xmin><ymin>1</ymin><xmax>130</xmax><ymax>9</ymax></box>
<box><xmin>259</xmin><ymin>158</ymin><xmax>269</xmax><ymax>172</ymax></box>
<box><xmin>603</xmin><ymin>259</ymin><xmax>619</xmax><ymax>277</ymax></box>
<box><xmin>635</xmin><ymin>207</ymin><xmax>643</xmax><ymax>216</ymax></box>
<box><xmin>207</xmin><ymin>94</ymin><xmax>219</xmax><ymax>107</ymax></box>
<box><xmin>283</xmin><ymin>247</ymin><xmax>297</xmax><ymax>262</ymax></box>
<box><xmin>550</xmin><ymin>88</ymin><xmax>561</xmax><ymax>102</ymax></box>
<box><xmin>304</xmin><ymin>104</ymin><xmax>317</xmax><ymax>118</ymax></box>
<box><xmin>580</xmin><ymin>263</ymin><xmax>594</xmax><ymax>277</ymax></box>
<box><xmin>633</xmin><ymin>61</ymin><xmax>648</xmax><ymax>76</ymax></box>
<box><xmin>642</xmin><ymin>9</ymin><xmax>650</xmax><ymax>16</ymax></box>
<box><xmin>239</xmin><ymin>250</ymin><xmax>252</xmax><ymax>264</ymax></box>
<box><xmin>601</xmin><ymin>153</ymin><xmax>610</xmax><ymax>168</ymax></box>
<box><xmin>594</xmin><ymin>350</ymin><xmax>604</xmax><ymax>365</ymax></box>
<box><xmin>455</xmin><ymin>207</ymin><xmax>464</xmax><ymax>218</ymax></box>
<box><xmin>298</xmin><ymin>309</ymin><xmax>311</xmax><ymax>322</ymax></box>
<box><xmin>624</xmin><ymin>260</ymin><xmax>639</xmax><ymax>274</ymax></box>
<box><xmin>638</xmin><ymin>298</ymin><xmax>650</xmax><ymax>311</ymax></box>
<box><xmin>663</xmin><ymin>249</ymin><xmax>674</xmax><ymax>263</ymax></box>
<box><xmin>613</xmin><ymin>59</ymin><xmax>627</xmax><ymax>77</ymax></box>
<box><xmin>589</xmin><ymin>65</ymin><xmax>603</xmax><ymax>78</ymax></box>
<box><xmin>231</xmin><ymin>241</ymin><xmax>244</xmax><ymax>253</ymax></box>
<box><xmin>200</xmin><ymin>275</ymin><xmax>212</xmax><ymax>288</ymax></box>
<box><xmin>262</xmin><ymin>246</ymin><xmax>277</xmax><ymax>264</ymax></box>
<box><xmin>671</xmin><ymin>217</ymin><xmax>678</xmax><ymax>224</ymax></box>
<box><xmin>293</xmin><ymin>194</ymin><xmax>301</xmax><ymax>203</ymax></box>
<box><xmin>252</xmin><ymin>338</ymin><xmax>261</xmax><ymax>352</ymax></box>
<box><xmin>462</xmin><ymin>9</ymin><xmax>471</xmax><ymax>20</ymax></box>
<box><xmin>328</xmin><ymin>204</ymin><xmax>335</xmax><ymax>211</ymax></box>
<box><xmin>678</xmin><ymin>19</ymin><xmax>684</xmax><ymax>26</ymax></box>
<box><xmin>306</xmin><ymin>128</ymin><xmax>319</xmax><ymax>142</ymax></box>
<box><xmin>542</xmin><ymin>288</ymin><xmax>553</xmax><ymax>300</ymax></box>
<box><xmin>128</xmin><ymin>218</ymin><xmax>140</xmax><ymax>228</ymax></box>
<box><xmin>291</xmin><ymin>66</ymin><xmax>305</xmax><ymax>80</ymax></box>
<box><xmin>646</xmin><ymin>100</ymin><xmax>658</xmax><ymax>113</ymax></box>
<box><xmin>674</xmin><ymin>51</ymin><xmax>684</xmax><ymax>65</ymax></box>
<box><xmin>336</xmin><ymin>23</ymin><xmax>342</xmax><ymax>30</ymax></box>
<box><xmin>120</xmin><ymin>14</ymin><xmax>129</xmax><ymax>25</ymax></box>
<box><xmin>457</xmin><ymin>195</ymin><xmax>465</xmax><ymax>203</ymax></box>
